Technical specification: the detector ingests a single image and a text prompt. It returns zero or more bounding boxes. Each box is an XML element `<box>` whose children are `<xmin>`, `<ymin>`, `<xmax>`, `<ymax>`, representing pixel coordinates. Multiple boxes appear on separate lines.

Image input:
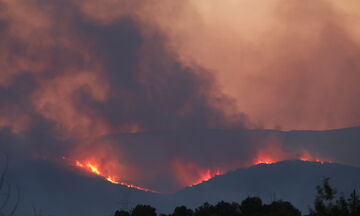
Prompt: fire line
<box><xmin>62</xmin><ymin>157</ymin><xmax>157</xmax><ymax>193</ymax></box>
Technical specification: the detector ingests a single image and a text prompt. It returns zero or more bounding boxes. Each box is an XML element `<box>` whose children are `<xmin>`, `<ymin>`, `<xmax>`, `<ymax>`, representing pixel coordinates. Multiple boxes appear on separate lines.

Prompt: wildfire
<box><xmin>172</xmin><ymin>159</ymin><xmax>224</xmax><ymax>188</ymax></box>
<box><xmin>63</xmin><ymin>157</ymin><xmax>156</xmax><ymax>193</ymax></box>
<box><xmin>253</xmin><ymin>150</ymin><xmax>331</xmax><ymax>166</ymax></box>
<box><xmin>299</xmin><ymin>151</ymin><xmax>331</xmax><ymax>164</ymax></box>
<box><xmin>254</xmin><ymin>158</ymin><xmax>276</xmax><ymax>165</ymax></box>
<box><xmin>190</xmin><ymin>169</ymin><xmax>223</xmax><ymax>186</ymax></box>
<box><xmin>253</xmin><ymin>151</ymin><xmax>280</xmax><ymax>165</ymax></box>
<box><xmin>62</xmin><ymin>148</ymin><xmax>331</xmax><ymax>193</ymax></box>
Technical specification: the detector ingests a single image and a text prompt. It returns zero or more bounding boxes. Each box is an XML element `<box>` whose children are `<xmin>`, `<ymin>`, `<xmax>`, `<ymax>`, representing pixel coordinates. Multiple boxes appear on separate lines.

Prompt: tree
<box><xmin>131</xmin><ymin>204</ymin><xmax>157</xmax><ymax>216</ymax></box>
<box><xmin>317</xmin><ymin>177</ymin><xmax>337</xmax><ymax>202</ymax></box>
<box><xmin>0</xmin><ymin>154</ymin><xmax>20</xmax><ymax>216</ymax></box>
<box><xmin>264</xmin><ymin>201</ymin><xmax>301</xmax><ymax>216</ymax></box>
<box><xmin>333</xmin><ymin>194</ymin><xmax>350</xmax><ymax>216</ymax></box>
<box><xmin>114</xmin><ymin>210</ymin><xmax>130</xmax><ymax>216</ymax></box>
<box><xmin>348</xmin><ymin>190</ymin><xmax>360</xmax><ymax>216</ymax></box>
<box><xmin>240</xmin><ymin>197</ymin><xmax>263</xmax><ymax>216</ymax></box>
<box><xmin>213</xmin><ymin>201</ymin><xmax>241</xmax><ymax>216</ymax></box>
<box><xmin>172</xmin><ymin>205</ymin><xmax>193</xmax><ymax>216</ymax></box>
<box><xmin>194</xmin><ymin>202</ymin><xmax>214</xmax><ymax>216</ymax></box>
<box><xmin>309</xmin><ymin>177</ymin><xmax>337</xmax><ymax>216</ymax></box>
<box><xmin>308</xmin><ymin>177</ymin><xmax>360</xmax><ymax>216</ymax></box>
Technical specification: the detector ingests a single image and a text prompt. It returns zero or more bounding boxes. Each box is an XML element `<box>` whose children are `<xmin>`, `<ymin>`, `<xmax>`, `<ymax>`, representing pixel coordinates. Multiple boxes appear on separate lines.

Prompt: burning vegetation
<box><xmin>63</xmin><ymin>157</ymin><xmax>156</xmax><ymax>192</ymax></box>
<box><xmin>62</xmin><ymin>147</ymin><xmax>331</xmax><ymax>193</ymax></box>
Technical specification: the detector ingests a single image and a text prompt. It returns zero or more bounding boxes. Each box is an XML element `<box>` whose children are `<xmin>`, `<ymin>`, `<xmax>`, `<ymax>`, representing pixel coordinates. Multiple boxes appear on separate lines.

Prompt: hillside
<box><xmin>1</xmin><ymin>126</ymin><xmax>360</xmax><ymax>215</ymax></box>
<box><xmin>170</xmin><ymin>160</ymin><xmax>360</xmax><ymax>213</ymax></box>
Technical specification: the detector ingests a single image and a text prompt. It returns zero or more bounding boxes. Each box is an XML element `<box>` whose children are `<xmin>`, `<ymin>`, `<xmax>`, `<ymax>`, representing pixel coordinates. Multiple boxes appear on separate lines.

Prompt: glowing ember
<box><xmin>63</xmin><ymin>157</ymin><xmax>156</xmax><ymax>193</ymax></box>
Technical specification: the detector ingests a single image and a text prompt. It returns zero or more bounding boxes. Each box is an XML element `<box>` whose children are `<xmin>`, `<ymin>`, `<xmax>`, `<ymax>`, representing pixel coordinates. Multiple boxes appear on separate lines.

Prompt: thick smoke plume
<box><xmin>0</xmin><ymin>0</ymin><xmax>248</xmax><ymax>191</ymax></box>
<box><xmin>156</xmin><ymin>0</ymin><xmax>360</xmax><ymax>130</ymax></box>
<box><xmin>0</xmin><ymin>0</ymin><xmax>359</xmax><ymax>192</ymax></box>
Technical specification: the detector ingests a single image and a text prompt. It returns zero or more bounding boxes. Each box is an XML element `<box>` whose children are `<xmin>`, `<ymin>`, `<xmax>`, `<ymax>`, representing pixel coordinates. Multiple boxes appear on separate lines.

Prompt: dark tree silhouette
<box><xmin>115</xmin><ymin>210</ymin><xmax>131</xmax><ymax>216</ymax></box>
<box><xmin>0</xmin><ymin>154</ymin><xmax>20</xmax><ymax>216</ymax></box>
<box><xmin>131</xmin><ymin>204</ymin><xmax>157</xmax><ymax>216</ymax></box>
<box><xmin>309</xmin><ymin>177</ymin><xmax>337</xmax><ymax>216</ymax></box>
<box><xmin>348</xmin><ymin>190</ymin><xmax>360</xmax><ymax>216</ymax></box>
<box><xmin>213</xmin><ymin>201</ymin><xmax>241</xmax><ymax>216</ymax></box>
<box><xmin>264</xmin><ymin>200</ymin><xmax>301</xmax><ymax>216</ymax></box>
<box><xmin>240</xmin><ymin>197</ymin><xmax>263</xmax><ymax>216</ymax></box>
<box><xmin>334</xmin><ymin>194</ymin><xmax>350</xmax><ymax>216</ymax></box>
<box><xmin>308</xmin><ymin>177</ymin><xmax>360</xmax><ymax>216</ymax></box>
<box><xmin>172</xmin><ymin>205</ymin><xmax>193</xmax><ymax>216</ymax></box>
<box><xmin>113</xmin><ymin>198</ymin><xmax>303</xmax><ymax>216</ymax></box>
<box><xmin>317</xmin><ymin>177</ymin><xmax>337</xmax><ymax>202</ymax></box>
<box><xmin>194</xmin><ymin>202</ymin><xmax>214</xmax><ymax>216</ymax></box>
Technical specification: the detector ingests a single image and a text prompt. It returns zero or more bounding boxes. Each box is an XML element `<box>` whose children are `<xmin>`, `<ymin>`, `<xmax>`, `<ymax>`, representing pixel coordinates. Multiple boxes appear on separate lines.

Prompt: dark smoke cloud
<box><xmin>0</xmin><ymin>0</ymin><xmax>248</xmax><ymax>192</ymax></box>
<box><xmin>73</xmin><ymin>18</ymin><xmax>245</xmax><ymax>131</ymax></box>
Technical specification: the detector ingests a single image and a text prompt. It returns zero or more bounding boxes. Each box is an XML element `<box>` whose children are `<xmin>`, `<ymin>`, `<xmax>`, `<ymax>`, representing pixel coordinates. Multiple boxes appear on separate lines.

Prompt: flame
<box><xmin>253</xmin><ymin>150</ymin><xmax>282</xmax><ymax>165</ymax></box>
<box><xmin>76</xmin><ymin>161</ymin><xmax>101</xmax><ymax>175</ymax></box>
<box><xmin>299</xmin><ymin>151</ymin><xmax>331</xmax><ymax>164</ymax></box>
<box><xmin>63</xmin><ymin>157</ymin><xmax>157</xmax><ymax>192</ymax></box>
<box><xmin>251</xmin><ymin>136</ymin><xmax>331</xmax><ymax>166</ymax></box>
<box><xmin>252</xmin><ymin>149</ymin><xmax>331</xmax><ymax>166</ymax></box>
<box><xmin>62</xmin><ymin>147</ymin><xmax>332</xmax><ymax>193</ymax></box>
<box><xmin>254</xmin><ymin>158</ymin><xmax>276</xmax><ymax>165</ymax></box>
<box><xmin>189</xmin><ymin>169</ymin><xmax>222</xmax><ymax>186</ymax></box>
<box><xmin>172</xmin><ymin>159</ymin><xmax>223</xmax><ymax>188</ymax></box>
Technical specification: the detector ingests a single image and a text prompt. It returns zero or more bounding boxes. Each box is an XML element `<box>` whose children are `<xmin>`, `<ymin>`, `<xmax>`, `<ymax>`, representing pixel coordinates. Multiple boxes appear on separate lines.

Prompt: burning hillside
<box><xmin>0</xmin><ymin>0</ymin><xmax>356</xmax><ymax>194</ymax></box>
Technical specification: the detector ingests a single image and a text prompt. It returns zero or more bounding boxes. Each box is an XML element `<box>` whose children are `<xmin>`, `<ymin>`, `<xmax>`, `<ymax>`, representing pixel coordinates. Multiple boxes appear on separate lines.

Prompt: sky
<box><xmin>0</xmin><ymin>0</ymin><xmax>360</xmax><ymax>192</ymax></box>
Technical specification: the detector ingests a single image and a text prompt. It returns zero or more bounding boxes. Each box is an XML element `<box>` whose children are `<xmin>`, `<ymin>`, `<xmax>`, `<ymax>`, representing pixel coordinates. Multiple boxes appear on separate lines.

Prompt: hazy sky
<box><xmin>150</xmin><ymin>0</ymin><xmax>360</xmax><ymax>130</ymax></box>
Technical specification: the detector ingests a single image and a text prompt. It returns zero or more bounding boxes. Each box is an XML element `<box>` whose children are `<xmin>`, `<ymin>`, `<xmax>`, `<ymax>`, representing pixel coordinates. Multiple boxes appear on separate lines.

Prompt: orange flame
<box><xmin>63</xmin><ymin>157</ymin><xmax>157</xmax><ymax>192</ymax></box>
<box><xmin>299</xmin><ymin>151</ymin><xmax>331</xmax><ymax>164</ymax></box>
<box><xmin>254</xmin><ymin>158</ymin><xmax>276</xmax><ymax>165</ymax></box>
<box><xmin>252</xmin><ymin>149</ymin><xmax>331</xmax><ymax>166</ymax></box>
<box><xmin>62</xmin><ymin>147</ymin><xmax>332</xmax><ymax>193</ymax></box>
<box><xmin>172</xmin><ymin>159</ymin><xmax>223</xmax><ymax>188</ymax></box>
<box><xmin>189</xmin><ymin>169</ymin><xmax>223</xmax><ymax>186</ymax></box>
<box><xmin>252</xmin><ymin>149</ymin><xmax>282</xmax><ymax>165</ymax></box>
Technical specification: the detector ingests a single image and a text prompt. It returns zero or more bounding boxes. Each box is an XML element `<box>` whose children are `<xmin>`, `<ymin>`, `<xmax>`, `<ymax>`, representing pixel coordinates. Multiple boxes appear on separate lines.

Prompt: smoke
<box><xmin>156</xmin><ymin>0</ymin><xmax>360</xmax><ymax>130</ymax></box>
<box><xmin>0</xmin><ymin>0</ymin><xmax>248</xmax><ymax>191</ymax></box>
<box><xmin>0</xmin><ymin>0</ymin><xmax>359</xmax><ymax>192</ymax></box>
